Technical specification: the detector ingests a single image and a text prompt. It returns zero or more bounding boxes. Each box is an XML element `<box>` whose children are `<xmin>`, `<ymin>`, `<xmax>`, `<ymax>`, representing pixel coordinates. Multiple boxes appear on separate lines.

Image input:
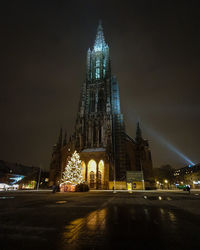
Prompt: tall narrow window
<box><xmin>103</xmin><ymin>58</ymin><xmax>106</xmax><ymax>77</ymax></box>
<box><xmin>99</xmin><ymin>127</ymin><xmax>101</xmax><ymax>145</ymax></box>
<box><xmin>89</xmin><ymin>90</ymin><xmax>95</xmax><ymax>112</ymax></box>
<box><xmin>90</xmin><ymin>171</ymin><xmax>95</xmax><ymax>188</ymax></box>
<box><xmin>96</xmin><ymin>68</ymin><xmax>100</xmax><ymax>79</ymax></box>
<box><xmin>93</xmin><ymin>126</ymin><xmax>96</xmax><ymax>145</ymax></box>
<box><xmin>95</xmin><ymin>58</ymin><xmax>100</xmax><ymax>79</ymax></box>
<box><xmin>97</xmin><ymin>89</ymin><xmax>104</xmax><ymax>112</ymax></box>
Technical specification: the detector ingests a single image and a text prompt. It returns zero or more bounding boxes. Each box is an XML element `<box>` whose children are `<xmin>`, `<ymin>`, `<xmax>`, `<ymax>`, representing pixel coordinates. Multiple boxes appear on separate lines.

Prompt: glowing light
<box><xmin>127</xmin><ymin>183</ymin><xmax>132</xmax><ymax>191</ymax></box>
<box><xmin>164</xmin><ymin>180</ymin><xmax>168</xmax><ymax>184</ymax></box>
<box><xmin>193</xmin><ymin>181</ymin><xmax>200</xmax><ymax>184</ymax></box>
<box><xmin>10</xmin><ymin>175</ymin><xmax>24</xmax><ymax>184</ymax></box>
<box><xmin>93</xmin><ymin>22</ymin><xmax>108</xmax><ymax>52</ymax></box>
<box><xmin>62</xmin><ymin>151</ymin><xmax>83</xmax><ymax>185</ymax></box>
<box><xmin>143</xmin><ymin>125</ymin><xmax>195</xmax><ymax>166</ymax></box>
<box><xmin>88</xmin><ymin>160</ymin><xmax>97</xmax><ymax>172</ymax></box>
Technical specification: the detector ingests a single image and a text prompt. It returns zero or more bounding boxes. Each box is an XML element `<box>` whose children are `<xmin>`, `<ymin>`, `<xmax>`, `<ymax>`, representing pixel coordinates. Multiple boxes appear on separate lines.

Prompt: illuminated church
<box><xmin>49</xmin><ymin>22</ymin><xmax>155</xmax><ymax>189</ymax></box>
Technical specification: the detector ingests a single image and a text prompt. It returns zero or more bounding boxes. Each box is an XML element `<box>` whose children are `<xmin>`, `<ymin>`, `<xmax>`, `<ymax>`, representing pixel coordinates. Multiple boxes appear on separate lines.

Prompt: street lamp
<box><xmin>164</xmin><ymin>179</ymin><xmax>168</xmax><ymax>189</ymax></box>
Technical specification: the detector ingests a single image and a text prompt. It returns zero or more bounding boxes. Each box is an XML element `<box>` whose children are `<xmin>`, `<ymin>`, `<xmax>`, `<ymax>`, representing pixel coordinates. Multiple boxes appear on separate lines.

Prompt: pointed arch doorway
<box><xmin>88</xmin><ymin>160</ymin><xmax>97</xmax><ymax>189</ymax></box>
<box><xmin>98</xmin><ymin>160</ymin><xmax>104</xmax><ymax>189</ymax></box>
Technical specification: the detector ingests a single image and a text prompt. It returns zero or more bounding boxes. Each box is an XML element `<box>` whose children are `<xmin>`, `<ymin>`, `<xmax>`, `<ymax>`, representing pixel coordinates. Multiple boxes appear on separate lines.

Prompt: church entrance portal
<box><xmin>87</xmin><ymin>159</ymin><xmax>105</xmax><ymax>189</ymax></box>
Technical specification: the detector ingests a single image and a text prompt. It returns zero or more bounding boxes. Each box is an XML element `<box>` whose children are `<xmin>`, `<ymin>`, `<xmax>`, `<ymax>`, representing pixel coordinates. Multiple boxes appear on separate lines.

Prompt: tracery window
<box><xmin>89</xmin><ymin>90</ymin><xmax>95</xmax><ymax>112</ymax></box>
<box><xmin>103</xmin><ymin>58</ymin><xmax>106</xmax><ymax>77</ymax></box>
<box><xmin>95</xmin><ymin>58</ymin><xmax>100</xmax><ymax>79</ymax></box>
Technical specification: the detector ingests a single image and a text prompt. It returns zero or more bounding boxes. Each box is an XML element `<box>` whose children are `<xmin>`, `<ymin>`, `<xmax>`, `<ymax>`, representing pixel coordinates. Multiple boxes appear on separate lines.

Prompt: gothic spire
<box><xmin>136</xmin><ymin>122</ymin><xmax>142</xmax><ymax>142</ymax></box>
<box><xmin>56</xmin><ymin>128</ymin><xmax>63</xmax><ymax>149</ymax></box>
<box><xmin>63</xmin><ymin>130</ymin><xmax>67</xmax><ymax>146</ymax></box>
<box><xmin>93</xmin><ymin>20</ymin><xmax>108</xmax><ymax>52</ymax></box>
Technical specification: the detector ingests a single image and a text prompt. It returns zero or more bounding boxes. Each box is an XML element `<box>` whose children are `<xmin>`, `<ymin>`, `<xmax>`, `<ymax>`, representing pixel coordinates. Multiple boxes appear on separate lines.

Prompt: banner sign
<box><xmin>126</xmin><ymin>171</ymin><xmax>144</xmax><ymax>182</ymax></box>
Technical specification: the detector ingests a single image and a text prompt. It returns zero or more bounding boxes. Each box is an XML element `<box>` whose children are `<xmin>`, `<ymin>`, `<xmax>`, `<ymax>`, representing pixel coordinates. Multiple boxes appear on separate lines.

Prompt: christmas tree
<box><xmin>62</xmin><ymin>151</ymin><xmax>83</xmax><ymax>184</ymax></box>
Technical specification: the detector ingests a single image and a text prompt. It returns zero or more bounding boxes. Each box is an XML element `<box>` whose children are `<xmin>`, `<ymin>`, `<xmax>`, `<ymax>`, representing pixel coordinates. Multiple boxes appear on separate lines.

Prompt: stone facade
<box><xmin>49</xmin><ymin>22</ymin><xmax>155</xmax><ymax>189</ymax></box>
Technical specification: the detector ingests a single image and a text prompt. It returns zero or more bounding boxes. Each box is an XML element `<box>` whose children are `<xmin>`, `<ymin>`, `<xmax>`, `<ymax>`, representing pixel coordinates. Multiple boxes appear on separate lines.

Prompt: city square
<box><xmin>1</xmin><ymin>190</ymin><xmax>200</xmax><ymax>249</ymax></box>
<box><xmin>1</xmin><ymin>1</ymin><xmax>199</xmax><ymax>249</ymax></box>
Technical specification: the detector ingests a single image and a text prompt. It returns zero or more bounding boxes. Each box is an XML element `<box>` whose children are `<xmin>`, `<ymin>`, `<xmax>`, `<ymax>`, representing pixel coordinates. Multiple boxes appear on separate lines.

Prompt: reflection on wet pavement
<box><xmin>61</xmin><ymin>202</ymin><xmax>199</xmax><ymax>250</ymax></box>
<box><xmin>63</xmin><ymin>208</ymin><xmax>107</xmax><ymax>247</ymax></box>
<box><xmin>0</xmin><ymin>196</ymin><xmax>15</xmax><ymax>199</ymax></box>
<box><xmin>143</xmin><ymin>195</ymin><xmax>199</xmax><ymax>200</ymax></box>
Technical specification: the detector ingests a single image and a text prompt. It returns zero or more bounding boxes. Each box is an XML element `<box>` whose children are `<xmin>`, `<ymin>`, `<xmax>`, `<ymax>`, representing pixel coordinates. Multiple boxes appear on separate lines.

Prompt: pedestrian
<box><xmin>186</xmin><ymin>185</ymin><xmax>190</xmax><ymax>194</ymax></box>
<box><xmin>52</xmin><ymin>185</ymin><xmax>57</xmax><ymax>193</ymax></box>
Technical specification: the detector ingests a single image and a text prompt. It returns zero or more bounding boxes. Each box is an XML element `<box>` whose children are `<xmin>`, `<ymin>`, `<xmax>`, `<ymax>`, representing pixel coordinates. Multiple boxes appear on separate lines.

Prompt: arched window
<box><xmin>88</xmin><ymin>160</ymin><xmax>97</xmax><ymax>187</ymax></box>
<box><xmin>90</xmin><ymin>171</ymin><xmax>95</xmax><ymax>188</ymax></box>
<box><xmin>95</xmin><ymin>58</ymin><xmax>100</xmax><ymax>79</ymax></box>
<box><xmin>98</xmin><ymin>160</ymin><xmax>104</xmax><ymax>186</ymax></box>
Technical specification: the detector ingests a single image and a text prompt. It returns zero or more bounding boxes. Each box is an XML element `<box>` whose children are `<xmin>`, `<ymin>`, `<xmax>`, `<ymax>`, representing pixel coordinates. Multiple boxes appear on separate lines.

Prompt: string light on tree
<box><xmin>62</xmin><ymin>151</ymin><xmax>83</xmax><ymax>184</ymax></box>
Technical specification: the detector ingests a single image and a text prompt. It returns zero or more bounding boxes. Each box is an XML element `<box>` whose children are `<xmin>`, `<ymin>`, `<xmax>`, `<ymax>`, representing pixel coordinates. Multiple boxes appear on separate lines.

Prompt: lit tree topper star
<box><xmin>62</xmin><ymin>151</ymin><xmax>83</xmax><ymax>185</ymax></box>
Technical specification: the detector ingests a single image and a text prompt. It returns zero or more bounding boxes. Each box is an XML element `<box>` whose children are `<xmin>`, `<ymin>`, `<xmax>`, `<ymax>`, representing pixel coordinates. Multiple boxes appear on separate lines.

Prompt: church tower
<box><xmin>74</xmin><ymin>21</ymin><xmax>126</xmax><ymax>181</ymax></box>
<box><xmin>49</xmin><ymin>22</ymin><xmax>155</xmax><ymax>189</ymax></box>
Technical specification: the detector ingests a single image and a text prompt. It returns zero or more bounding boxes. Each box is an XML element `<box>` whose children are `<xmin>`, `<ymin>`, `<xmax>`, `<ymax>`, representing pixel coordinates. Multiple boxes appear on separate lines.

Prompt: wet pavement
<box><xmin>0</xmin><ymin>191</ymin><xmax>200</xmax><ymax>250</ymax></box>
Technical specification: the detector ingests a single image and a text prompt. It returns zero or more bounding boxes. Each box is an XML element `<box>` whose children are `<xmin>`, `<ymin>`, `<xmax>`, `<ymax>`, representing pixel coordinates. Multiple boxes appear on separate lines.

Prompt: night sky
<box><xmin>1</xmin><ymin>0</ymin><xmax>200</xmax><ymax>170</ymax></box>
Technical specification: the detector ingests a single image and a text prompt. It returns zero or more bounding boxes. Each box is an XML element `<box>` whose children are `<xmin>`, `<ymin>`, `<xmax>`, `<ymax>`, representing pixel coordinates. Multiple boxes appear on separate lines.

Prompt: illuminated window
<box><xmin>90</xmin><ymin>171</ymin><xmax>95</xmax><ymax>188</ymax></box>
<box><xmin>88</xmin><ymin>160</ymin><xmax>97</xmax><ymax>172</ymax></box>
<box><xmin>95</xmin><ymin>58</ymin><xmax>100</xmax><ymax>79</ymax></box>
<box><xmin>98</xmin><ymin>171</ymin><xmax>102</xmax><ymax>188</ymax></box>
<box><xmin>96</xmin><ymin>58</ymin><xmax>100</xmax><ymax>67</ymax></box>
<box><xmin>103</xmin><ymin>58</ymin><xmax>106</xmax><ymax>77</ymax></box>
<box><xmin>95</xmin><ymin>68</ymin><xmax>100</xmax><ymax>79</ymax></box>
<box><xmin>98</xmin><ymin>160</ymin><xmax>104</xmax><ymax>185</ymax></box>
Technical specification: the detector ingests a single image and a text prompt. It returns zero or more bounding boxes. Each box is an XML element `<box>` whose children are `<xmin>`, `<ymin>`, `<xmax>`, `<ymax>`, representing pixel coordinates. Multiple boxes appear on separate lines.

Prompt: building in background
<box><xmin>0</xmin><ymin>160</ymin><xmax>48</xmax><ymax>189</ymax></box>
<box><xmin>174</xmin><ymin>163</ymin><xmax>200</xmax><ymax>189</ymax></box>
<box><xmin>49</xmin><ymin>22</ymin><xmax>155</xmax><ymax>190</ymax></box>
